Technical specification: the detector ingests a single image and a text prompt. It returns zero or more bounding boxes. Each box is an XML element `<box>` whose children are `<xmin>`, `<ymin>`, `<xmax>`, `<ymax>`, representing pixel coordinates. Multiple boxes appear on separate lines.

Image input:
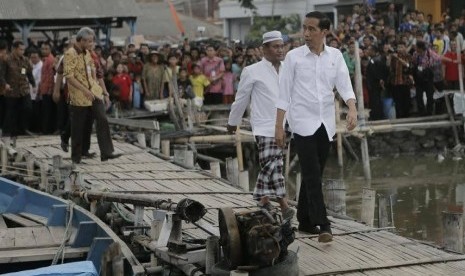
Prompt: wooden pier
<box><xmin>5</xmin><ymin>135</ymin><xmax>465</xmax><ymax>275</ymax></box>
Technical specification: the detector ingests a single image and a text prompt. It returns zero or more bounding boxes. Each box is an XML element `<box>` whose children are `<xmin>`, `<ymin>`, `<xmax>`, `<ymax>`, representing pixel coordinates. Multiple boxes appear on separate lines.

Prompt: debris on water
<box><xmin>452</xmin><ymin>156</ymin><xmax>463</xmax><ymax>161</ymax></box>
<box><xmin>437</xmin><ymin>154</ymin><xmax>445</xmax><ymax>163</ymax></box>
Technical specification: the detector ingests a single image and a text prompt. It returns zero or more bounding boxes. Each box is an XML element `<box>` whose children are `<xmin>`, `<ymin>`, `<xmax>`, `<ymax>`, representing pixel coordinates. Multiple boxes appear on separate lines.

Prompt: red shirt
<box><xmin>38</xmin><ymin>54</ymin><xmax>55</xmax><ymax>95</ymax></box>
<box><xmin>443</xmin><ymin>51</ymin><xmax>465</xmax><ymax>82</ymax></box>
<box><xmin>128</xmin><ymin>61</ymin><xmax>144</xmax><ymax>76</ymax></box>
<box><xmin>112</xmin><ymin>73</ymin><xmax>132</xmax><ymax>101</ymax></box>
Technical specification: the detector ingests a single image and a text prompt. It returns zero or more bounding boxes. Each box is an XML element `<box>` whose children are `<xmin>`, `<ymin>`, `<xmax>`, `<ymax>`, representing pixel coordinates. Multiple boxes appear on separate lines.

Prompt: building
<box><xmin>219</xmin><ymin>0</ymin><xmax>340</xmax><ymax>43</ymax></box>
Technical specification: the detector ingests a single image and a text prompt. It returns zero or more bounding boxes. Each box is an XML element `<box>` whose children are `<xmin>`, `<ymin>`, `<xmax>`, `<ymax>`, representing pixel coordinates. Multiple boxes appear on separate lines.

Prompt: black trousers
<box><xmin>4</xmin><ymin>95</ymin><xmax>30</xmax><ymax>137</ymax></box>
<box><xmin>0</xmin><ymin>95</ymin><xmax>5</xmax><ymax>129</ymax></box>
<box><xmin>368</xmin><ymin>86</ymin><xmax>384</xmax><ymax>120</ymax></box>
<box><xmin>40</xmin><ymin>94</ymin><xmax>56</xmax><ymax>134</ymax></box>
<box><xmin>57</xmin><ymin>95</ymin><xmax>70</xmax><ymax>144</ymax></box>
<box><xmin>70</xmin><ymin>99</ymin><xmax>114</xmax><ymax>163</ymax></box>
<box><xmin>415</xmin><ymin>80</ymin><xmax>434</xmax><ymax>116</ymax></box>
<box><xmin>392</xmin><ymin>85</ymin><xmax>410</xmax><ymax>118</ymax></box>
<box><xmin>70</xmin><ymin>105</ymin><xmax>93</xmax><ymax>163</ymax></box>
<box><xmin>294</xmin><ymin>124</ymin><xmax>331</xmax><ymax>228</ymax></box>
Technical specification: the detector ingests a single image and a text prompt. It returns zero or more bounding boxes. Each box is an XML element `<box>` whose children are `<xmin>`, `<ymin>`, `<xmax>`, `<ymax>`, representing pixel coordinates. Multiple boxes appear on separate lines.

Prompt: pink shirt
<box><xmin>222</xmin><ymin>72</ymin><xmax>235</xmax><ymax>96</ymax></box>
<box><xmin>200</xmin><ymin>56</ymin><xmax>224</xmax><ymax>94</ymax></box>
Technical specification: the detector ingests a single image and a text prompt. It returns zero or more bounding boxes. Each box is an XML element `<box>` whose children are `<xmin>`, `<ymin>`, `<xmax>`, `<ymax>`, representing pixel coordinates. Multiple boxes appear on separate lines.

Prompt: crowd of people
<box><xmin>0</xmin><ymin>3</ymin><xmax>463</xmax><ymax>152</ymax></box>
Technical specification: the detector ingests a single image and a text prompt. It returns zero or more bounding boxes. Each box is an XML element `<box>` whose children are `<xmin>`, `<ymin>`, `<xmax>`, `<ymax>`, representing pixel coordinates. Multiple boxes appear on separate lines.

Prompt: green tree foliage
<box><xmin>238</xmin><ymin>0</ymin><xmax>257</xmax><ymax>10</ymax></box>
<box><xmin>245</xmin><ymin>14</ymin><xmax>301</xmax><ymax>45</ymax></box>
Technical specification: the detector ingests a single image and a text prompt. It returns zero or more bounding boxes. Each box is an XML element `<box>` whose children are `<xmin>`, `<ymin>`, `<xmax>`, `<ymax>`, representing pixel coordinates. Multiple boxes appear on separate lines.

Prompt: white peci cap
<box><xmin>262</xmin><ymin>30</ymin><xmax>283</xmax><ymax>44</ymax></box>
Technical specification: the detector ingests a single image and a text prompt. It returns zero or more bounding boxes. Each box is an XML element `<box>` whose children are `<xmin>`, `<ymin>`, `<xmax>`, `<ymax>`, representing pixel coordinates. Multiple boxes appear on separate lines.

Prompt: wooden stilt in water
<box><xmin>442</xmin><ymin>211</ymin><xmax>463</xmax><ymax>253</ymax></box>
<box><xmin>361</xmin><ymin>188</ymin><xmax>376</xmax><ymax>227</ymax></box>
<box><xmin>444</xmin><ymin>94</ymin><xmax>460</xmax><ymax>146</ymax></box>
<box><xmin>52</xmin><ymin>155</ymin><xmax>63</xmax><ymax>186</ymax></box>
<box><xmin>378</xmin><ymin>195</ymin><xmax>389</xmax><ymax>228</ymax></box>
<box><xmin>323</xmin><ymin>179</ymin><xmax>346</xmax><ymax>215</ymax></box>
<box><xmin>354</xmin><ymin>41</ymin><xmax>371</xmax><ymax>180</ymax></box>
<box><xmin>173</xmin><ymin>145</ymin><xmax>194</xmax><ymax>168</ymax></box>
<box><xmin>455</xmin><ymin>36</ymin><xmax>465</xmax><ymax>138</ymax></box>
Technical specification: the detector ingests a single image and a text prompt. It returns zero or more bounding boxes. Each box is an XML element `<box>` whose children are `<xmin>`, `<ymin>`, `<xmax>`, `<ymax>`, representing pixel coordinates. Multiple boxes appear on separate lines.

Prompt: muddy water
<box><xmin>323</xmin><ymin>155</ymin><xmax>465</xmax><ymax>245</ymax></box>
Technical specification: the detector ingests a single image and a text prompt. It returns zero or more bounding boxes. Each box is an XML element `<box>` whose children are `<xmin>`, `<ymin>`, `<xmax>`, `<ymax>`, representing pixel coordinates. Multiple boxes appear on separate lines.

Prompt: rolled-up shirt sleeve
<box><xmin>228</xmin><ymin>67</ymin><xmax>253</xmax><ymax>126</ymax></box>
<box><xmin>276</xmin><ymin>54</ymin><xmax>293</xmax><ymax>111</ymax></box>
<box><xmin>334</xmin><ymin>51</ymin><xmax>356</xmax><ymax>103</ymax></box>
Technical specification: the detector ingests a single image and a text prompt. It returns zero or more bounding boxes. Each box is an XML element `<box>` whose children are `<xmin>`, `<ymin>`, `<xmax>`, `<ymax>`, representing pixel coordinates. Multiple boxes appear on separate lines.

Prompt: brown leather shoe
<box><xmin>101</xmin><ymin>153</ymin><xmax>122</xmax><ymax>162</ymax></box>
<box><xmin>318</xmin><ymin>225</ymin><xmax>333</xmax><ymax>243</ymax></box>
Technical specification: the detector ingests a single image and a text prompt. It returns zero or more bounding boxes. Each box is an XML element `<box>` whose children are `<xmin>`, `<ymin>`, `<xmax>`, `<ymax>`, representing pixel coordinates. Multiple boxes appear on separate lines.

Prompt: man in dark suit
<box><xmin>365</xmin><ymin>45</ymin><xmax>388</xmax><ymax>121</ymax></box>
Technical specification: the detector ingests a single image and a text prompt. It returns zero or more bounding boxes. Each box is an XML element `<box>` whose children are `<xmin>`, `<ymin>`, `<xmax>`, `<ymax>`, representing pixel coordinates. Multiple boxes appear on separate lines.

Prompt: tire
<box><xmin>211</xmin><ymin>250</ymin><xmax>299</xmax><ymax>276</ymax></box>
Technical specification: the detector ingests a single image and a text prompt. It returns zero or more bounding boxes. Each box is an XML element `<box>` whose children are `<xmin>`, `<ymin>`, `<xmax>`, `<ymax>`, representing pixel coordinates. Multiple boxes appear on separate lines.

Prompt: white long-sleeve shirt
<box><xmin>228</xmin><ymin>58</ymin><xmax>281</xmax><ymax>138</ymax></box>
<box><xmin>276</xmin><ymin>45</ymin><xmax>355</xmax><ymax>141</ymax></box>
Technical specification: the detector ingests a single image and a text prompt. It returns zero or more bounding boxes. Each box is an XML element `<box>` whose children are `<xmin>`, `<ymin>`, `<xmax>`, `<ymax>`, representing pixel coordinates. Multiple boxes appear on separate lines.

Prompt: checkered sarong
<box><xmin>253</xmin><ymin>136</ymin><xmax>286</xmax><ymax>200</ymax></box>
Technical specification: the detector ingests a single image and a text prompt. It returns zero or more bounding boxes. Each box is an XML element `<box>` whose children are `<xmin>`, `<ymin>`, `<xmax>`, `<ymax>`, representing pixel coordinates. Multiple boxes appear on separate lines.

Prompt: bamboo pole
<box><xmin>335</xmin><ymin>97</ymin><xmax>343</xmax><ymax>167</ymax></box>
<box><xmin>456</xmin><ymin>36</ymin><xmax>465</xmax><ymax>138</ymax></box>
<box><xmin>336</xmin><ymin>120</ymin><xmax>462</xmax><ymax>134</ymax></box>
<box><xmin>366</xmin><ymin>114</ymin><xmax>448</xmax><ymax>125</ymax></box>
<box><xmin>354</xmin><ymin>41</ymin><xmax>371</xmax><ymax>180</ymax></box>
<box><xmin>173</xmin><ymin>134</ymin><xmax>255</xmax><ymax>144</ymax></box>
<box><xmin>444</xmin><ymin>93</ymin><xmax>460</xmax><ymax>146</ymax></box>
<box><xmin>235</xmin><ymin>126</ymin><xmax>244</xmax><ymax>171</ymax></box>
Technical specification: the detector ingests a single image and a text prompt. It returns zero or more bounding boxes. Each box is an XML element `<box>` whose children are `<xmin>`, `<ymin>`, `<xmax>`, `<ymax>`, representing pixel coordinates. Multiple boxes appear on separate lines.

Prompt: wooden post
<box><xmin>40</xmin><ymin>162</ymin><xmax>49</xmax><ymax>192</ymax></box>
<box><xmin>150</xmin><ymin>132</ymin><xmax>161</xmax><ymax>152</ymax></box>
<box><xmin>173</xmin><ymin>145</ymin><xmax>187</xmax><ymax>165</ymax></box>
<box><xmin>323</xmin><ymin>179</ymin><xmax>346</xmax><ymax>215</ymax></box>
<box><xmin>361</xmin><ymin>188</ymin><xmax>376</xmax><ymax>227</ymax></box>
<box><xmin>205</xmin><ymin>236</ymin><xmax>219</xmax><ymax>275</ymax></box>
<box><xmin>355</xmin><ymin>41</ymin><xmax>371</xmax><ymax>180</ymax></box>
<box><xmin>209</xmin><ymin>161</ymin><xmax>221</xmax><ymax>178</ymax></box>
<box><xmin>136</xmin><ymin>132</ymin><xmax>146</xmax><ymax>148</ymax></box>
<box><xmin>238</xmin><ymin>170</ymin><xmax>249</xmax><ymax>192</ymax></box>
<box><xmin>378</xmin><ymin>195</ymin><xmax>389</xmax><ymax>228</ymax></box>
<box><xmin>52</xmin><ymin>155</ymin><xmax>63</xmax><ymax>186</ymax></box>
<box><xmin>335</xmin><ymin>98</ymin><xmax>343</xmax><ymax>167</ymax></box>
<box><xmin>1</xmin><ymin>145</ymin><xmax>7</xmax><ymax>175</ymax></box>
<box><xmin>184</xmin><ymin>150</ymin><xmax>195</xmax><ymax>168</ymax></box>
<box><xmin>161</xmin><ymin>140</ymin><xmax>170</xmax><ymax>157</ymax></box>
<box><xmin>134</xmin><ymin>206</ymin><xmax>145</xmax><ymax>235</ymax></box>
<box><xmin>90</xmin><ymin>201</ymin><xmax>97</xmax><ymax>214</ymax></box>
<box><xmin>226</xmin><ymin>157</ymin><xmax>239</xmax><ymax>187</ymax></box>
<box><xmin>26</xmin><ymin>155</ymin><xmax>35</xmax><ymax>178</ymax></box>
<box><xmin>444</xmin><ymin>92</ymin><xmax>460</xmax><ymax>145</ymax></box>
<box><xmin>442</xmin><ymin>211</ymin><xmax>463</xmax><ymax>253</ymax></box>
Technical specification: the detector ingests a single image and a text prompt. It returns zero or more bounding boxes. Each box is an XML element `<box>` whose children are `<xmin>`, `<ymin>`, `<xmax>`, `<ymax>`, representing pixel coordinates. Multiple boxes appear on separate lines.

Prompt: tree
<box><xmin>245</xmin><ymin>14</ymin><xmax>301</xmax><ymax>45</ymax></box>
<box><xmin>238</xmin><ymin>0</ymin><xmax>256</xmax><ymax>10</ymax></box>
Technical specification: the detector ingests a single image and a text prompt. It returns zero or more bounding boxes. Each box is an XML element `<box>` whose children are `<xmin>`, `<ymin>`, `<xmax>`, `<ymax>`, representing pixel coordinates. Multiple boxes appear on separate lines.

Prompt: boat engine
<box><xmin>218</xmin><ymin>207</ymin><xmax>295</xmax><ymax>270</ymax></box>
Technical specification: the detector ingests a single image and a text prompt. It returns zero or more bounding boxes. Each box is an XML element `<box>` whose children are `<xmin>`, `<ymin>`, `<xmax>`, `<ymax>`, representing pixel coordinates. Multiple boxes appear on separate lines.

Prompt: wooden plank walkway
<box><xmin>9</xmin><ymin>135</ymin><xmax>465</xmax><ymax>275</ymax></box>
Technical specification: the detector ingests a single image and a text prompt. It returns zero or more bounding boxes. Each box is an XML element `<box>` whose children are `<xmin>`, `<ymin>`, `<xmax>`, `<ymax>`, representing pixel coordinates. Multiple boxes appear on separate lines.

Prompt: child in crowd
<box><xmin>222</xmin><ymin>59</ymin><xmax>235</xmax><ymax>104</ymax></box>
<box><xmin>133</xmin><ymin>73</ymin><xmax>143</xmax><ymax>109</ymax></box>
<box><xmin>112</xmin><ymin>63</ymin><xmax>133</xmax><ymax>109</ymax></box>
<box><xmin>178</xmin><ymin>68</ymin><xmax>194</xmax><ymax>99</ymax></box>
<box><xmin>189</xmin><ymin>64</ymin><xmax>210</xmax><ymax>109</ymax></box>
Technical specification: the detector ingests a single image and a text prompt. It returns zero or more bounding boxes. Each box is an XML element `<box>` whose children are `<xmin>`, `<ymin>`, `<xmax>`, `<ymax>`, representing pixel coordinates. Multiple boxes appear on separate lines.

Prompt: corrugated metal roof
<box><xmin>113</xmin><ymin>2</ymin><xmax>222</xmax><ymax>41</ymax></box>
<box><xmin>0</xmin><ymin>0</ymin><xmax>139</xmax><ymax>20</ymax></box>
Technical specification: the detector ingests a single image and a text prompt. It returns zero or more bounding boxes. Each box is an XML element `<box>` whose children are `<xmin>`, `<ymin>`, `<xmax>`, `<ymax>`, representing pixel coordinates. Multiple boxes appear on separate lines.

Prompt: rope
<box><xmin>52</xmin><ymin>201</ymin><xmax>74</xmax><ymax>265</ymax></box>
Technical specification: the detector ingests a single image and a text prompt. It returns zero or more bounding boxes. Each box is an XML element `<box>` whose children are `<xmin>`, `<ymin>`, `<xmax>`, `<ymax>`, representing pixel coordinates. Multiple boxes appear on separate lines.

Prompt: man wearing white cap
<box><xmin>227</xmin><ymin>30</ymin><xmax>295</xmax><ymax>222</ymax></box>
<box><xmin>275</xmin><ymin>11</ymin><xmax>357</xmax><ymax>243</ymax></box>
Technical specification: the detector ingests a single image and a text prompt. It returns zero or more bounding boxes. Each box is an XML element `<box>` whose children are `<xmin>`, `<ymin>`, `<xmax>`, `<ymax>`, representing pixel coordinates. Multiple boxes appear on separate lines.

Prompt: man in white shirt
<box><xmin>227</xmin><ymin>30</ymin><xmax>295</xmax><ymax>222</ymax></box>
<box><xmin>275</xmin><ymin>11</ymin><xmax>357</xmax><ymax>243</ymax></box>
<box><xmin>30</xmin><ymin>50</ymin><xmax>42</xmax><ymax>133</ymax></box>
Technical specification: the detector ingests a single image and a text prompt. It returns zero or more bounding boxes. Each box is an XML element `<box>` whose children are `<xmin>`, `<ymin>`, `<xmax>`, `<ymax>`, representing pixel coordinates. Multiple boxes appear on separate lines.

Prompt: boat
<box><xmin>0</xmin><ymin>177</ymin><xmax>145</xmax><ymax>275</ymax></box>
